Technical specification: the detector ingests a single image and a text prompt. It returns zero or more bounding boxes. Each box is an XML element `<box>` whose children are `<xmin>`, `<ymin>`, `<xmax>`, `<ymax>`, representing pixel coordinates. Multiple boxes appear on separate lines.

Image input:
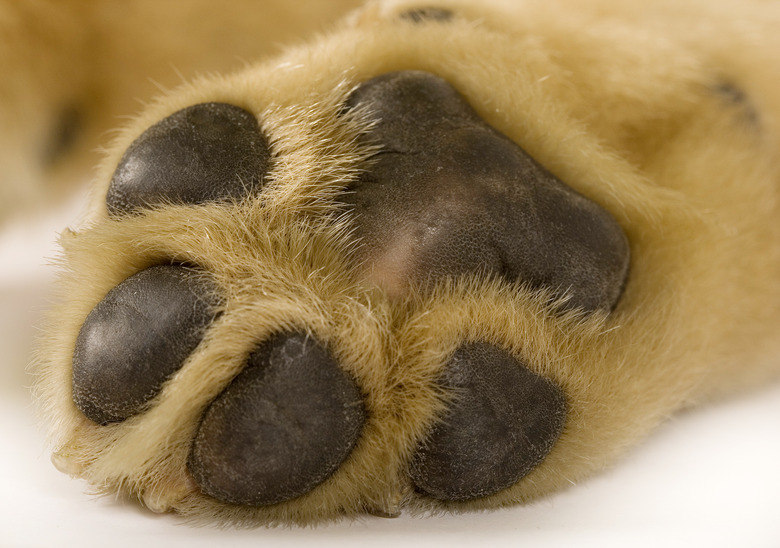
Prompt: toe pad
<box><xmin>107</xmin><ymin>102</ymin><xmax>270</xmax><ymax>214</ymax></box>
<box><xmin>410</xmin><ymin>343</ymin><xmax>566</xmax><ymax>501</ymax></box>
<box><xmin>187</xmin><ymin>332</ymin><xmax>366</xmax><ymax>506</ymax></box>
<box><xmin>72</xmin><ymin>265</ymin><xmax>220</xmax><ymax>424</ymax></box>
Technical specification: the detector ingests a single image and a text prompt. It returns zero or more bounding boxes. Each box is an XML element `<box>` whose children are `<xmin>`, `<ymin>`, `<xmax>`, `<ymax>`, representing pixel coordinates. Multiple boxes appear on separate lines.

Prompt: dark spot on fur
<box><xmin>410</xmin><ymin>342</ymin><xmax>567</xmax><ymax>501</ymax></box>
<box><xmin>399</xmin><ymin>7</ymin><xmax>454</xmax><ymax>23</ymax></box>
<box><xmin>43</xmin><ymin>104</ymin><xmax>82</xmax><ymax>167</ymax></box>
<box><xmin>188</xmin><ymin>332</ymin><xmax>365</xmax><ymax>506</ymax></box>
<box><xmin>107</xmin><ymin>102</ymin><xmax>270</xmax><ymax>215</ymax></box>
<box><xmin>344</xmin><ymin>70</ymin><xmax>630</xmax><ymax>312</ymax></box>
<box><xmin>72</xmin><ymin>265</ymin><xmax>221</xmax><ymax>425</ymax></box>
<box><xmin>713</xmin><ymin>81</ymin><xmax>759</xmax><ymax>127</ymax></box>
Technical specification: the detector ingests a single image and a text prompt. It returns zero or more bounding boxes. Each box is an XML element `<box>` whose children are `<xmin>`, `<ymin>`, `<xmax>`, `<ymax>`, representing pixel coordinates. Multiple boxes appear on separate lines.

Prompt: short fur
<box><xmin>14</xmin><ymin>0</ymin><xmax>780</xmax><ymax>526</ymax></box>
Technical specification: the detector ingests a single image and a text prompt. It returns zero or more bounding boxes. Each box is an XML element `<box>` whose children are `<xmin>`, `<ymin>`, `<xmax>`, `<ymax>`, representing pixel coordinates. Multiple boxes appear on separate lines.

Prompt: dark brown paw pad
<box><xmin>72</xmin><ymin>265</ymin><xmax>221</xmax><ymax>425</ymax></box>
<box><xmin>187</xmin><ymin>332</ymin><xmax>365</xmax><ymax>506</ymax></box>
<box><xmin>410</xmin><ymin>343</ymin><xmax>567</xmax><ymax>501</ymax></box>
<box><xmin>106</xmin><ymin>102</ymin><xmax>271</xmax><ymax>215</ymax></box>
<box><xmin>345</xmin><ymin>71</ymin><xmax>629</xmax><ymax>312</ymax></box>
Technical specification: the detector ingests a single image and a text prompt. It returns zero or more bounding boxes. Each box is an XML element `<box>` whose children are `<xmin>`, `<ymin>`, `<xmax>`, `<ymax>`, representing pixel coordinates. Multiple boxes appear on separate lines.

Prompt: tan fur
<box><xmin>17</xmin><ymin>0</ymin><xmax>780</xmax><ymax>526</ymax></box>
<box><xmin>0</xmin><ymin>0</ymin><xmax>363</xmax><ymax>221</ymax></box>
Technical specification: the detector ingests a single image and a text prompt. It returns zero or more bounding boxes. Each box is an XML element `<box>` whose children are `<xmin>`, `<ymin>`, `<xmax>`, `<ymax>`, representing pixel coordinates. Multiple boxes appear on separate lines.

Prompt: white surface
<box><xmin>1</xmin><ymin>200</ymin><xmax>779</xmax><ymax>548</ymax></box>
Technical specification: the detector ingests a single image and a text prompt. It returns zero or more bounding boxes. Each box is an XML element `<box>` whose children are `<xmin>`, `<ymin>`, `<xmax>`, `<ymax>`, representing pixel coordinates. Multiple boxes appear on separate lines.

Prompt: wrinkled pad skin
<box><xmin>72</xmin><ymin>265</ymin><xmax>220</xmax><ymax>425</ymax></box>
<box><xmin>410</xmin><ymin>343</ymin><xmax>567</xmax><ymax>501</ymax></box>
<box><xmin>344</xmin><ymin>71</ymin><xmax>630</xmax><ymax>312</ymax></box>
<box><xmin>187</xmin><ymin>332</ymin><xmax>366</xmax><ymax>506</ymax></box>
<box><xmin>106</xmin><ymin>102</ymin><xmax>270</xmax><ymax>214</ymax></box>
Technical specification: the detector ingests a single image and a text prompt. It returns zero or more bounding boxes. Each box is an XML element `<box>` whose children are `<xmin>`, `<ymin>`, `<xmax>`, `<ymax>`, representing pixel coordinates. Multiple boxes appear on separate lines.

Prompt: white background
<box><xmin>1</xmin><ymin>197</ymin><xmax>778</xmax><ymax>548</ymax></box>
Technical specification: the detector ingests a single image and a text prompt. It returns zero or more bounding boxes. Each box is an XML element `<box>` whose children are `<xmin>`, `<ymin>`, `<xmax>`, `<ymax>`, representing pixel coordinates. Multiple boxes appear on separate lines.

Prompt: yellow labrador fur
<box><xmin>10</xmin><ymin>0</ymin><xmax>779</xmax><ymax>526</ymax></box>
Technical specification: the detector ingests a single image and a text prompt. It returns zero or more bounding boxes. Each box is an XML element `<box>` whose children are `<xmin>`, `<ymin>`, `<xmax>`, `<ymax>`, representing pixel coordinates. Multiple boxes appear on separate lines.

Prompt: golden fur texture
<box><xmin>17</xmin><ymin>0</ymin><xmax>780</xmax><ymax>526</ymax></box>
<box><xmin>0</xmin><ymin>0</ymin><xmax>363</xmax><ymax>220</ymax></box>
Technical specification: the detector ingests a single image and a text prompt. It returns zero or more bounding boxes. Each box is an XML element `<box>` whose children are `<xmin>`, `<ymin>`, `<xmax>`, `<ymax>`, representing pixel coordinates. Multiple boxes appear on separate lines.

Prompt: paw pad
<box><xmin>344</xmin><ymin>71</ymin><xmax>629</xmax><ymax>311</ymax></box>
<box><xmin>188</xmin><ymin>332</ymin><xmax>365</xmax><ymax>506</ymax></box>
<box><xmin>409</xmin><ymin>343</ymin><xmax>566</xmax><ymax>501</ymax></box>
<box><xmin>106</xmin><ymin>102</ymin><xmax>271</xmax><ymax>214</ymax></box>
<box><xmin>72</xmin><ymin>265</ymin><xmax>221</xmax><ymax>425</ymax></box>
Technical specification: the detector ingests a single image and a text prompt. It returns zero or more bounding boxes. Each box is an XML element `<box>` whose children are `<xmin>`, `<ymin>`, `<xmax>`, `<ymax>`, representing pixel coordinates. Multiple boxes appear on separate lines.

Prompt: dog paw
<box><xmin>35</xmin><ymin>64</ymin><xmax>636</xmax><ymax>526</ymax></box>
<box><xmin>38</xmin><ymin>0</ymin><xmax>780</xmax><ymax>522</ymax></box>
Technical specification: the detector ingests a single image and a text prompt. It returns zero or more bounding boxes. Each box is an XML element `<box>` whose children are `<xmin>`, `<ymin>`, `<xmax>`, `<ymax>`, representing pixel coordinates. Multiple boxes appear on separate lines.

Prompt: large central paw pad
<box><xmin>51</xmin><ymin>69</ymin><xmax>630</xmax><ymax>522</ymax></box>
<box><xmin>345</xmin><ymin>71</ymin><xmax>629</xmax><ymax>311</ymax></box>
